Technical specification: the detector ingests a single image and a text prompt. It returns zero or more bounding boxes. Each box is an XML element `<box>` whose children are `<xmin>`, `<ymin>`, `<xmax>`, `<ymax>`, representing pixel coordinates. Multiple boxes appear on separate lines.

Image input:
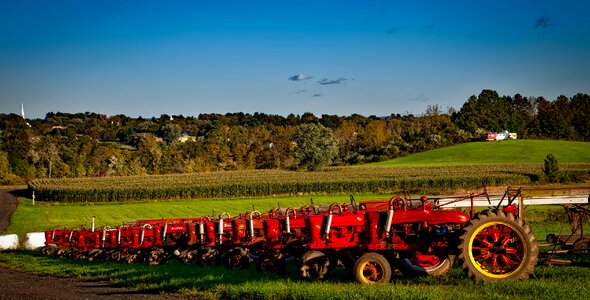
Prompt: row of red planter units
<box><xmin>42</xmin><ymin>193</ymin><xmax>538</xmax><ymax>284</ymax></box>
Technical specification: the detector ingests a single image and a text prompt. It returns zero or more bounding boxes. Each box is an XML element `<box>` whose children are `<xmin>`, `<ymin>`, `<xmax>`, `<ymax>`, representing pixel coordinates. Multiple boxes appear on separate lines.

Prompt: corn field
<box><xmin>28</xmin><ymin>163</ymin><xmax>590</xmax><ymax>202</ymax></box>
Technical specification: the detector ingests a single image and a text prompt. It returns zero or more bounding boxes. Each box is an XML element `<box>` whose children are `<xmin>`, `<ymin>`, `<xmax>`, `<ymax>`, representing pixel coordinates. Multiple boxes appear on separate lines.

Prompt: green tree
<box><xmin>543</xmin><ymin>153</ymin><xmax>559</xmax><ymax>183</ymax></box>
<box><xmin>160</xmin><ymin>124</ymin><xmax>182</xmax><ymax>145</ymax></box>
<box><xmin>453</xmin><ymin>89</ymin><xmax>522</xmax><ymax>135</ymax></box>
<box><xmin>294</xmin><ymin>123</ymin><xmax>338</xmax><ymax>171</ymax></box>
<box><xmin>570</xmin><ymin>93</ymin><xmax>590</xmax><ymax>140</ymax></box>
<box><xmin>37</xmin><ymin>138</ymin><xmax>61</xmax><ymax>178</ymax></box>
<box><xmin>0</xmin><ymin>150</ymin><xmax>20</xmax><ymax>184</ymax></box>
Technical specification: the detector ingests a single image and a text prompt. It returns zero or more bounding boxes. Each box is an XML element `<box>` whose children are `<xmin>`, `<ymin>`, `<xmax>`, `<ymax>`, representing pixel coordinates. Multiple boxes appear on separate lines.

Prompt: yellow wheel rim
<box><xmin>468</xmin><ymin>221</ymin><xmax>527</xmax><ymax>279</ymax></box>
<box><xmin>358</xmin><ymin>261</ymin><xmax>384</xmax><ymax>283</ymax></box>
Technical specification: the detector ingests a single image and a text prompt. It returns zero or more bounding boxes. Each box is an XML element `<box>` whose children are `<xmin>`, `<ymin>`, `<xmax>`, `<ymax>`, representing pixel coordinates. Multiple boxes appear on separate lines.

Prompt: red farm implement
<box><xmin>41</xmin><ymin>186</ymin><xmax>589</xmax><ymax>283</ymax></box>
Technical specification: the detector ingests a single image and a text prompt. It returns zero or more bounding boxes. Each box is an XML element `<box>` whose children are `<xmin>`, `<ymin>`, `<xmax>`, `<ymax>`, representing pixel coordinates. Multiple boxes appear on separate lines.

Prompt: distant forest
<box><xmin>1</xmin><ymin>89</ymin><xmax>588</xmax><ymax>184</ymax></box>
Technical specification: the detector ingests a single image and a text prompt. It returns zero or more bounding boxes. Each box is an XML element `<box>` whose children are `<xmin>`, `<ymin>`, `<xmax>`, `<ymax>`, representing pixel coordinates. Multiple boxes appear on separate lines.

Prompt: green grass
<box><xmin>5</xmin><ymin>193</ymin><xmax>387</xmax><ymax>235</ymax></box>
<box><xmin>369</xmin><ymin>140</ymin><xmax>590</xmax><ymax>166</ymax></box>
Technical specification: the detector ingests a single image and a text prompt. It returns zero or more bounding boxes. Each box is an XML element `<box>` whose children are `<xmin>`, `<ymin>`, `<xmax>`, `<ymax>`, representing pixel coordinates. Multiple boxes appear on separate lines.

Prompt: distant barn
<box><xmin>486</xmin><ymin>130</ymin><xmax>517</xmax><ymax>141</ymax></box>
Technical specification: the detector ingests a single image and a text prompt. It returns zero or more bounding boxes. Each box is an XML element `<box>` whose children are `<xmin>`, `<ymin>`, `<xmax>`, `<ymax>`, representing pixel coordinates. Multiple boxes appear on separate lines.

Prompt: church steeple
<box><xmin>21</xmin><ymin>102</ymin><xmax>31</xmax><ymax>127</ymax></box>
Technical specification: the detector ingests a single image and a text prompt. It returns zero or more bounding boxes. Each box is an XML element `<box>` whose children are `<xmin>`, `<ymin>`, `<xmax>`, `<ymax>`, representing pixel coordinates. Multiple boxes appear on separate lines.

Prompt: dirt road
<box><xmin>0</xmin><ymin>188</ymin><xmax>18</xmax><ymax>233</ymax></box>
<box><xmin>0</xmin><ymin>189</ymin><xmax>180</xmax><ymax>299</ymax></box>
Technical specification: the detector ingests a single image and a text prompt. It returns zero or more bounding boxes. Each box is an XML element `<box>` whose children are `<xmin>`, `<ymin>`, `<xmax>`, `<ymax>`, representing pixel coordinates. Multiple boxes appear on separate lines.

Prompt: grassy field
<box><xmin>369</xmin><ymin>140</ymin><xmax>590</xmax><ymax>166</ymax></box>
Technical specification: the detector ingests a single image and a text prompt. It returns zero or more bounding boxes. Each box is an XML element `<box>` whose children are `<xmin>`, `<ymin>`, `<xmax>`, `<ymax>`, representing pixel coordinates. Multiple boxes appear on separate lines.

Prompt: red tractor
<box><xmin>293</xmin><ymin>194</ymin><xmax>538</xmax><ymax>283</ymax></box>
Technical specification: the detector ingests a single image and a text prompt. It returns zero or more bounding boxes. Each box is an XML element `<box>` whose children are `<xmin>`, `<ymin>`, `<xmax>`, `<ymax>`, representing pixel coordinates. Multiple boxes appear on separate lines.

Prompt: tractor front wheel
<box><xmin>148</xmin><ymin>248</ymin><xmax>166</xmax><ymax>265</ymax></box>
<box><xmin>256</xmin><ymin>252</ymin><xmax>287</xmax><ymax>275</ymax></box>
<box><xmin>299</xmin><ymin>251</ymin><xmax>330</xmax><ymax>280</ymax></box>
<box><xmin>458</xmin><ymin>210</ymin><xmax>538</xmax><ymax>282</ymax></box>
<box><xmin>181</xmin><ymin>249</ymin><xmax>199</xmax><ymax>264</ymax></box>
<box><xmin>222</xmin><ymin>247</ymin><xmax>250</xmax><ymax>270</ymax></box>
<box><xmin>41</xmin><ymin>245</ymin><xmax>56</xmax><ymax>256</ymax></box>
<box><xmin>198</xmin><ymin>247</ymin><xmax>220</xmax><ymax>266</ymax></box>
<box><xmin>354</xmin><ymin>252</ymin><xmax>392</xmax><ymax>284</ymax></box>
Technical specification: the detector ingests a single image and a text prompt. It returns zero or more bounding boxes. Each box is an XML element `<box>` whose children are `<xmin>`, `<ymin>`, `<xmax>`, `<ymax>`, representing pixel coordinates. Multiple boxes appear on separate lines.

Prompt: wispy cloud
<box><xmin>317</xmin><ymin>77</ymin><xmax>347</xmax><ymax>85</ymax></box>
<box><xmin>312</xmin><ymin>93</ymin><xmax>324</xmax><ymax>97</ymax></box>
<box><xmin>288</xmin><ymin>74</ymin><xmax>312</xmax><ymax>81</ymax></box>
<box><xmin>408</xmin><ymin>93</ymin><xmax>429</xmax><ymax>102</ymax></box>
<box><xmin>533</xmin><ymin>15</ymin><xmax>552</xmax><ymax>29</ymax></box>
<box><xmin>386</xmin><ymin>26</ymin><xmax>405</xmax><ymax>34</ymax></box>
<box><xmin>291</xmin><ymin>89</ymin><xmax>306</xmax><ymax>94</ymax></box>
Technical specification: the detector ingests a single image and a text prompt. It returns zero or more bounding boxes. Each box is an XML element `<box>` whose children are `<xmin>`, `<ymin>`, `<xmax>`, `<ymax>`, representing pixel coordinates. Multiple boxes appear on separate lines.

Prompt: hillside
<box><xmin>368</xmin><ymin>140</ymin><xmax>590</xmax><ymax>166</ymax></box>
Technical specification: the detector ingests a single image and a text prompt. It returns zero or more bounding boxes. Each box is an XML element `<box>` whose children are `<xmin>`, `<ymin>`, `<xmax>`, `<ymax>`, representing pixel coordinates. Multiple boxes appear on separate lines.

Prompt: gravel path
<box><xmin>0</xmin><ymin>189</ymin><xmax>182</xmax><ymax>299</ymax></box>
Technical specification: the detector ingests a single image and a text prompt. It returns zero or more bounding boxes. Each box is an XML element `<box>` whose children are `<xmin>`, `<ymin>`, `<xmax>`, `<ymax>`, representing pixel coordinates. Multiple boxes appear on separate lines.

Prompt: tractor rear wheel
<box><xmin>399</xmin><ymin>251</ymin><xmax>454</xmax><ymax>277</ymax></box>
<box><xmin>458</xmin><ymin>210</ymin><xmax>538</xmax><ymax>282</ymax></box>
<box><xmin>299</xmin><ymin>250</ymin><xmax>330</xmax><ymax>280</ymax></box>
<box><xmin>354</xmin><ymin>252</ymin><xmax>392</xmax><ymax>284</ymax></box>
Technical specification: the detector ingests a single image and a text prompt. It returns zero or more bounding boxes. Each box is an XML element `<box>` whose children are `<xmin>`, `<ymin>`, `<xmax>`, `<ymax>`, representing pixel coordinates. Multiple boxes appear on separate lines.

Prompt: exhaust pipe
<box><xmin>140</xmin><ymin>224</ymin><xmax>151</xmax><ymax>245</ymax></box>
<box><xmin>162</xmin><ymin>222</ymin><xmax>168</xmax><ymax>240</ymax></box>
<box><xmin>285</xmin><ymin>215</ymin><xmax>291</xmax><ymax>234</ymax></box>
<box><xmin>218</xmin><ymin>212</ymin><xmax>231</xmax><ymax>244</ymax></box>
<box><xmin>198</xmin><ymin>223</ymin><xmax>205</xmax><ymax>242</ymax></box>
<box><xmin>324</xmin><ymin>214</ymin><xmax>333</xmax><ymax>239</ymax></box>
<box><xmin>384</xmin><ymin>208</ymin><xmax>394</xmax><ymax>237</ymax></box>
<box><xmin>248</xmin><ymin>211</ymin><xmax>261</xmax><ymax>239</ymax></box>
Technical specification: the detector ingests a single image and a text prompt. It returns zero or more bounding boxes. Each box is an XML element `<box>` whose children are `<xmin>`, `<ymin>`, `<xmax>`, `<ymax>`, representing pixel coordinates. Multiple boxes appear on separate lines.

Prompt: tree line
<box><xmin>1</xmin><ymin>89</ymin><xmax>588</xmax><ymax>184</ymax></box>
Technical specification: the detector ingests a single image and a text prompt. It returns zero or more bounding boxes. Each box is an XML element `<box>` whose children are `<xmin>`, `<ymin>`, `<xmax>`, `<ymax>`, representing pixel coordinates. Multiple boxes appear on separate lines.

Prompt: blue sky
<box><xmin>1</xmin><ymin>1</ymin><xmax>589</xmax><ymax>119</ymax></box>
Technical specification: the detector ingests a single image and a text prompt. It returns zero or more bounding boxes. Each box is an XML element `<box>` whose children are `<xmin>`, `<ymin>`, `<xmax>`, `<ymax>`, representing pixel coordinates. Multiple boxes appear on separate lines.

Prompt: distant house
<box><xmin>486</xmin><ymin>130</ymin><xmax>517</xmax><ymax>141</ymax></box>
<box><xmin>178</xmin><ymin>133</ymin><xmax>196</xmax><ymax>143</ymax></box>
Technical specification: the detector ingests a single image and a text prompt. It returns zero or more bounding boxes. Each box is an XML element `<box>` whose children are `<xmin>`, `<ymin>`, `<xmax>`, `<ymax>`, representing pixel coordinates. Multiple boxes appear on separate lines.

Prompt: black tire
<box><xmin>148</xmin><ymin>248</ymin><xmax>166</xmax><ymax>265</ymax></box>
<box><xmin>256</xmin><ymin>252</ymin><xmax>287</xmax><ymax>275</ymax></box>
<box><xmin>354</xmin><ymin>252</ymin><xmax>392</xmax><ymax>284</ymax></box>
<box><xmin>198</xmin><ymin>247</ymin><xmax>220</xmax><ymax>266</ymax></box>
<box><xmin>56</xmin><ymin>247</ymin><xmax>70</xmax><ymax>257</ymax></box>
<box><xmin>458</xmin><ymin>210</ymin><xmax>538</xmax><ymax>282</ymax></box>
<box><xmin>41</xmin><ymin>245</ymin><xmax>56</xmax><ymax>256</ymax></box>
<box><xmin>298</xmin><ymin>250</ymin><xmax>330</xmax><ymax>280</ymax></box>
<box><xmin>181</xmin><ymin>249</ymin><xmax>199</xmax><ymax>264</ymax></box>
<box><xmin>126</xmin><ymin>250</ymin><xmax>143</xmax><ymax>264</ymax></box>
<box><xmin>222</xmin><ymin>247</ymin><xmax>250</xmax><ymax>270</ymax></box>
<box><xmin>399</xmin><ymin>253</ymin><xmax>454</xmax><ymax>277</ymax></box>
<box><xmin>107</xmin><ymin>250</ymin><xmax>122</xmax><ymax>262</ymax></box>
<box><xmin>87</xmin><ymin>249</ymin><xmax>104</xmax><ymax>261</ymax></box>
